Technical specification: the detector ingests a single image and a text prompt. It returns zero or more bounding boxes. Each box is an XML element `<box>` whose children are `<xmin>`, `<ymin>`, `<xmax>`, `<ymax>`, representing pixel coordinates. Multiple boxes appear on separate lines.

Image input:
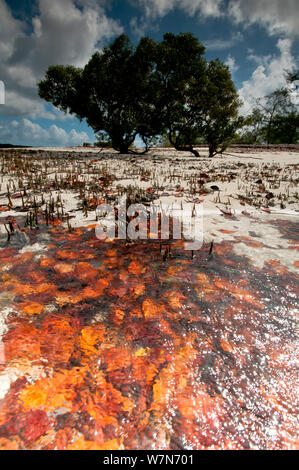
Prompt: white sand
<box><xmin>0</xmin><ymin>147</ymin><xmax>298</xmax><ymax>273</ymax></box>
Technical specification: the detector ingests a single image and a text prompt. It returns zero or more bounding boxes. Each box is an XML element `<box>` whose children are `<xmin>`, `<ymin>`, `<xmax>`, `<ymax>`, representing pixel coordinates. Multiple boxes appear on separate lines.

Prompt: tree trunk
<box><xmin>112</xmin><ymin>132</ymin><xmax>137</xmax><ymax>154</ymax></box>
<box><xmin>168</xmin><ymin>133</ymin><xmax>199</xmax><ymax>157</ymax></box>
<box><xmin>173</xmin><ymin>144</ymin><xmax>200</xmax><ymax>157</ymax></box>
<box><xmin>209</xmin><ymin>146</ymin><xmax>216</xmax><ymax>157</ymax></box>
<box><xmin>112</xmin><ymin>140</ymin><xmax>130</xmax><ymax>154</ymax></box>
<box><xmin>118</xmin><ymin>144</ymin><xmax>130</xmax><ymax>154</ymax></box>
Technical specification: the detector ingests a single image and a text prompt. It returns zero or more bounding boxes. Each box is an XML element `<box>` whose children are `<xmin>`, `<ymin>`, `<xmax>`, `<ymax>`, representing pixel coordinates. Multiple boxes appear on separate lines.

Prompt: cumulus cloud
<box><xmin>131</xmin><ymin>0</ymin><xmax>224</xmax><ymax>35</ymax></box>
<box><xmin>1</xmin><ymin>0</ymin><xmax>298</xmax><ymax>147</ymax></box>
<box><xmin>133</xmin><ymin>0</ymin><xmax>224</xmax><ymax>19</ymax></box>
<box><xmin>238</xmin><ymin>39</ymin><xmax>297</xmax><ymax>114</ymax></box>
<box><xmin>0</xmin><ymin>0</ymin><xmax>123</xmax><ymax>119</ymax></box>
<box><xmin>132</xmin><ymin>0</ymin><xmax>299</xmax><ymax>38</ymax></box>
<box><xmin>28</xmin><ymin>0</ymin><xmax>123</xmax><ymax>71</ymax></box>
<box><xmin>225</xmin><ymin>55</ymin><xmax>239</xmax><ymax>76</ymax></box>
<box><xmin>3</xmin><ymin>90</ymin><xmax>56</xmax><ymax>120</ymax></box>
<box><xmin>0</xmin><ymin>0</ymin><xmax>24</xmax><ymax>60</ymax></box>
<box><xmin>228</xmin><ymin>0</ymin><xmax>299</xmax><ymax>37</ymax></box>
<box><xmin>0</xmin><ymin>118</ymin><xmax>91</xmax><ymax>146</ymax></box>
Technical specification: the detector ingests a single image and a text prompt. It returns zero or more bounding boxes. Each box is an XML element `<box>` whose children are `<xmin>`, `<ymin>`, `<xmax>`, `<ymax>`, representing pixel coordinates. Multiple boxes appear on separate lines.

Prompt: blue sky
<box><xmin>0</xmin><ymin>0</ymin><xmax>298</xmax><ymax>146</ymax></box>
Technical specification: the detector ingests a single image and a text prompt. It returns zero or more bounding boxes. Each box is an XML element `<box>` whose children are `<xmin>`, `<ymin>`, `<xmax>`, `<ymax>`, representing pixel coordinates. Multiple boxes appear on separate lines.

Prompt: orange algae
<box><xmin>79</xmin><ymin>325</ymin><xmax>107</xmax><ymax>354</ymax></box>
<box><xmin>20</xmin><ymin>301</ymin><xmax>44</xmax><ymax>316</ymax></box>
<box><xmin>128</xmin><ymin>260</ymin><xmax>144</xmax><ymax>276</ymax></box>
<box><xmin>0</xmin><ymin>217</ymin><xmax>298</xmax><ymax>450</ymax></box>
<box><xmin>20</xmin><ymin>368</ymin><xmax>87</xmax><ymax>412</ymax></box>
<box><xmin>67</xmin><ymin>436</ymin><xmax>123</xmax><ymax>450</ymax></box>
<box><xmin>142</xmin><ymin>298</ymin><xmax>164</xmax><ymax>319</ymax></box>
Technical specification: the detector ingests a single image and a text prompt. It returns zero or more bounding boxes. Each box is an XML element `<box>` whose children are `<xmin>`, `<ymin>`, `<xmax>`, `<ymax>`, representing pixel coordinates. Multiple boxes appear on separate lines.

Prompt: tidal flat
<box><xmin>0</xmin><ymin>146</ymin><xmax>298</xmax><ymax>450</ymax></box>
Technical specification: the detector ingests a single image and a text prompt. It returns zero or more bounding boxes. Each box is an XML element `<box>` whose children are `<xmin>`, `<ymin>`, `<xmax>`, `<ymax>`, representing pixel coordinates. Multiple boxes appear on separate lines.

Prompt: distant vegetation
<box><xmin>38</xmin><ymin>34</ymin><xmax>298</xmax><ymax>156</ymax></box>
<box><xmin>0</xmin><ymin>144</ymin><xmax>32</xmax><ymax>148</ymax></box>
<box><xmin>238</xmin><ymin>70</ymin><xmax>299</xmax><ymax>145</ymax></box>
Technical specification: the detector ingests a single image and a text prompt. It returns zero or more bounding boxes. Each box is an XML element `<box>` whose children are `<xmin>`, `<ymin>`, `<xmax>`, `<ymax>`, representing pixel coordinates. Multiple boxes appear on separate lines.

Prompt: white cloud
<box><xmin>225</xmin><ymin>55</ymin><xmax>239</xmax><ymax>76</ymax></box>
<box><xmin>30</xmin><ymin>0</ymin><xmax>123</xmax><ymax>70</ymax></box>
<box><xmin>130</xmin><ymin>16</ymin><xmax>153</xmax><ymax>37</ymax></box>
<box><xmin>228</xmin><ymin>0</ymin><xmax>299</xmax><ymax>37</ymax></box>
<box><xmin>0</xmin><ymin>0</ymin><xmax>123</xmax><ymax>119</ymax></box>
<box><xmin>136</xmin><ymin>0</ymin><xmax>224</xmax><ymax>19</ymax></box>
<box><xmin>246</xmin><ymin>48</ymin><xmax>272</xmax><ymax>66</ymax></box>
<box><xmin>133</xmin><ymin>0</ymin><xmax>299</xmax><ymax>38</ymax></box>
<box><xmin>3</xmin><ymin>90</ymin><xmax>56</xmax><ymax>120</ymax></box>
<box><xmin>238</xmin><ymin>39</ymin><xmax>297</xmax><ymax>114</ymax></box>
<box><xmin>204</xmin><ymin>31</ymin><xmax>243</xmax><ymax>51</ymax></box>
<box><xmin>131</xmin><ymin>0</ymin><xmax>224</xmax><ymax>35</ymax></box>
<box><xmin>0</xmin><ymin>0</ymin><xmax>24</xmax><ymax>60</ymax></box>
<box><xmin>0</xmin><ymin>118</ymin><xmax>91</xmax><ymax>146</ymax></box>
<box><xmin>5</xmin><ymin>65</ymin><xmax>37</xmax><ymax>89</ymax></box>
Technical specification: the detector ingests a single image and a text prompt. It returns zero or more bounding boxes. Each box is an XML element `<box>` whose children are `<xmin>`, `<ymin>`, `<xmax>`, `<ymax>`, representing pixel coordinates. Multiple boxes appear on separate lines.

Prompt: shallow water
<box><xmin>0</xmin><ymin>217</ymin><xmax>298</xmax><ymax>450</ymax></box>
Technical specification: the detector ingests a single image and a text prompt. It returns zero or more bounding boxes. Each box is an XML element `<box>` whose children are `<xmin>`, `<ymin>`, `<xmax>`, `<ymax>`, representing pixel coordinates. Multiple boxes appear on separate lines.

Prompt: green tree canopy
<box><xmin>151</xmin><ymin>32</ymin><xmax>207</xmax><ymax>157</ymax></box>
<box><xmin>38</xmin><ymin>32</ymin><xmax>244</xmax><ymax>156</ymax></box>
<box><xmin>39</xmin><ymin>34</ymin><xmax>157</xmax><ymax>154</ymax></box>
<box><xmin>148</xmin><ymin>35</ymin><xmax>244</xmax><ymax>157</ymax></box>
<box><xmin>200</xmin><ymin>59</ymin><xmax>244</xmax><ymax>157</ymax></box>
<box><xmin>38</xmin><ymin>64</ymin><xmax>82</xmax><ymax>115</ymax></box>
<box><xmin>239</xmin><ymin>85</ymin><xmax>298</xmax><ymax>145</ymax></box>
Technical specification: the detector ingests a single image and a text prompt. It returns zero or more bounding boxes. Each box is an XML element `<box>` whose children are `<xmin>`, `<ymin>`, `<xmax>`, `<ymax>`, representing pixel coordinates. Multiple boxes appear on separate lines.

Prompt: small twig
<box><xmin>4</xmin><ymin>224</ymin><xmax>11</xmax><ymax>242</ymax></box>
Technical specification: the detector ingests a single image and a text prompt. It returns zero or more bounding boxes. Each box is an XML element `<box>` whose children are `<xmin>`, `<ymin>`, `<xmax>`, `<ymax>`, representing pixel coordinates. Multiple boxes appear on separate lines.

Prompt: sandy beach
<box><xmin>1</xmin><ymin>146</ymin><xmax>298</xmax><ymax>271</ymax></box>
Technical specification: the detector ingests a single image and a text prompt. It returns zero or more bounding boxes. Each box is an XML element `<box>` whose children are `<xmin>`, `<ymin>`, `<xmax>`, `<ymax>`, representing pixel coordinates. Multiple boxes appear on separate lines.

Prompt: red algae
<box><xmin>0</xmin><ymin>217</ymin><xmax>298</xmax><ymax>450</ymax></box>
